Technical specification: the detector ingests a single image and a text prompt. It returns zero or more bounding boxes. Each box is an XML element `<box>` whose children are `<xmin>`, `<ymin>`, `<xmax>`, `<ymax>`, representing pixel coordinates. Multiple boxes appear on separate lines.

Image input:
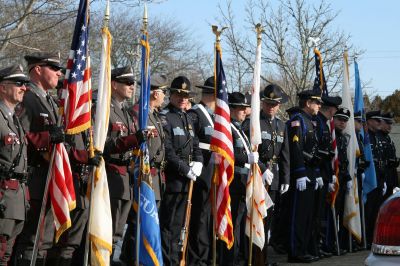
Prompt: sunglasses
<box><xmin>44</xmin><ymin>65</ymin><xmax>61</xmax><ymax>72</ymax></box>
<box><xmin>2</xmin><ymin>81</ymin><xmax>28</xmax><ymax>87</ymax></box>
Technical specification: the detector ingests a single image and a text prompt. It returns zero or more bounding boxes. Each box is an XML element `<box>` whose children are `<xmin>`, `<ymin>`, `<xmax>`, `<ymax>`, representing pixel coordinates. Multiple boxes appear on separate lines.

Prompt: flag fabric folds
<box><xmin>313</xmin><ymin>48</ymin><xmax>328</xmax><ymax>96</ymax></box>
<box><xmin>61</xmin><ymin>0</ymin><xmax>92</xmax><ymax>134</ymax></box>
<box><xmin>133</xmin><ymin>27</ymin><xmax>163</xmax><ymax>266</ymax></box>
<box><xmin>210</xmin><ymin>42</ymin><xmax>235</xmax><ymax>249</ymax></box>
<box><xmin>245</xmin><ymin>36</ymin><xmax>269</xmax><ymax>249</ymax></box>
<box><xmin>49</xmin><ymin>143</ymin><xmax>75</xmax><ymax>242</ymax></box>
<box><xmin>342</xmin><ymin>51</ymin><xmax>362</xmax><ymax>241</ymax></box>
<box><xmin>88</xmin><ymin>24</ymin><xmax>113</xmax><ymax>266</ymax></box>
<box><xmin>329</xmin><ymin>118</ymin><xmax>340</xmax><ymax>206</ymax></box>
<box><xmin>354</xmin><ymin>60</ymin><xmax>377</xmax><ymax>203</ymax></box>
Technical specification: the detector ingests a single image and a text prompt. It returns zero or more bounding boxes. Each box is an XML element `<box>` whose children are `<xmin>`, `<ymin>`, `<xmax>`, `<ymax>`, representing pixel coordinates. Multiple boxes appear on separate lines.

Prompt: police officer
<box><xmin>159</xmin><ymin>76</ymin><xmax>203</xmax><ymax>266</ymax></box>
<box><xmin>119</xmin><ymin>73</ymin><xmax>168</xmax><ymax>265</ymax></box>
<box><xmin>314</xmin><ymin>95</ymin><xmax>341</xmax><ymax>257</ymax></box>
<box><xmin>243</xmin><ymin>84</ymin><xmax>290</xmax><ymax>265</ymax></box>
<box><xmin>332</xmin><ymin>108</ymin><xmax>353</xmax><ymax>251</ymax></box>
<box><xmin>286</xmin><ymin>90</ymin><xmax>321</xmax><ymax>263</ymax></box>
<box><xmin>186</xmin><ymin>76</ymin><xmax>216</xmax><ymax>266</ymax></box>
<box><xmin>103</xmin><ymin>66</ymin><xmax>144</xmax><ymax>264</ymax></box>
<box><xmin>365</xmin><ymin>111</ymin><xmax>385</xmax><ymax>246</ymax></box>
<box><xmin>14</xmin><ymin>52</ymin><xmax>64</xmax><ymax>265</ymax></box>
<box><xmin>219</xmin><ymin>92</ymin><xmax>261</xmax><ymax>265</ymax></box>
<box><xmin>0</xmin><ymin>65</ymin><xmax>29</xmax><ymax>265</ymax></box>
<box><xmin>381</xmin><ymin>112</ymin><xmax>399</xmax><ymax>199</ymax></box>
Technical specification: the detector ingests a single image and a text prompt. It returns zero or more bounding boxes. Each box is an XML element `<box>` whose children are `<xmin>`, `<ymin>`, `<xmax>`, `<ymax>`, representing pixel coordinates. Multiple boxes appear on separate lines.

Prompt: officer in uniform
<box><xmin>365</xmin><ymin>111</ymin><xmax>385</xmax><ymax>246</ymax></box>
<box><xmin>103</xmin><ymin>66</ymin><xmax>144</xmax><ymax>264</ymax></box>
<box><xmin>0</xmin><ymin>65</ymin><xmax>29</xmax><ymax>265</ymax></box>
<box><xmin>14</xmin><ymin>52</ymin><xmax>64</xmax><ymax>265</ymax></box>
<box><xmin>119</xmin><ymin>73</ymin><xmax>168</xmax><ymax>265</ymax></box>
<box><xmin>243</xmin><ymin>84</ymin><xmax>290</xmax><ymax>265</ymax></box>
<box><xmin>314</xmin><ymin>95</ymin><xmax>341</xmax><ymax>257</ymax></box>
<box><xmin>286</xmin><ymin>90</ymin><xmax>321</xmax><ymax>263</ymax></box>
<box><xmin>332</xmin><ymin>108</ymin><xmax>353</xmax><ymax>251</ymax></box>
<box><xmin>381</xmin><ymin>112</ymin><xmax>399</xmax><ymax>199</ymax></box>
<box><xmin>186</xmin><ymin>76</ymin><xmax>215</xmax><ymax>266</ymax></box>
<box><xmin>219</xmin><ymin>92</ymin><xmax>261</xmax><ymax>265</ymax></box>
<box><xmin>159</xmin><ymin>76</ymin><xmax>203</xmax><ymax>266</ymax></box>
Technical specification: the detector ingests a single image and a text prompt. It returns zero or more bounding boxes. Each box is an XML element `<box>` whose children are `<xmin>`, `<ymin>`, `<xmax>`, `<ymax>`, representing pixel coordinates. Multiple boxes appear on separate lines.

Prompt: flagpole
<box><xmin>248</xmin><ymin>23</ymin><xmax>263</xmax><ymax>266</ymax></box>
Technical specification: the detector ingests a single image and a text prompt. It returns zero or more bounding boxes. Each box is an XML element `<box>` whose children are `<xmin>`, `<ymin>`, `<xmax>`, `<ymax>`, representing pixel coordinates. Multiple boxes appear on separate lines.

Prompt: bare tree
<box><xmin>217</xmin><ymin>0</ymin><xmax>363</xmax><ymax>104</ymax></box>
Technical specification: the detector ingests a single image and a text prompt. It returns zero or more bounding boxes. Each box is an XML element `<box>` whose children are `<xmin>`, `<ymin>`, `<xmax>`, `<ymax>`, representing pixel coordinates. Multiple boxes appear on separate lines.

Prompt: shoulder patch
<box><xmin>291</xmin><ymin>120</ymin><xmax>300</xmax><ymax>127</ymax></box>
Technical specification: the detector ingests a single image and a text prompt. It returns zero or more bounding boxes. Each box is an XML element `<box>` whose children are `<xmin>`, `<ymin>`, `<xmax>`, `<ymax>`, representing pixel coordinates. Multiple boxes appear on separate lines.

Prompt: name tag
<box><xmin>205</xmin><ymin>127</ymin><xmax>213</xmax><ymax>135</ymax></box>
<box><xmin>277</xmin><ymin>136</ymin><xmax>284</xmax><ymax>143</ymax></box>
<box><xmin>262</xmin><ymin>131</ymin><xmax>271</xmax><ymax>140</ymax></box>
<box><xmin>173</xmin><ymin>127</ymin><xmax>184</xmax><ymax>136</ymax></box>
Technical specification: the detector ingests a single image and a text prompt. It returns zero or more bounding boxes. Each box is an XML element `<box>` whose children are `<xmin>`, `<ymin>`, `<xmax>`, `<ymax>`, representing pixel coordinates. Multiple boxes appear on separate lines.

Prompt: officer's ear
<box><xmin>0</xmin><ymin>83</ymin><xmax>5</xmax><ymax>94</ymax></box>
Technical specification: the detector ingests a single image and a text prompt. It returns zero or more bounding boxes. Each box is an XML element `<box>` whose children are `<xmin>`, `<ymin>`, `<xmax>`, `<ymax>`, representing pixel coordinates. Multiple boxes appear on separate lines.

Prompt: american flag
<box><xmin>313</xmin><ymin>48</ymin><xmax>327</xmax><ymax>97</ymax></box>
<box><xmin>210</xmin><ymin>42</ymin><xmax>234</xmax><ymax>249</ymax></box>
<box><xmin>61</xmin><ymin>0</ymin><xmax>91</xmax><ymax>134</ymax></box>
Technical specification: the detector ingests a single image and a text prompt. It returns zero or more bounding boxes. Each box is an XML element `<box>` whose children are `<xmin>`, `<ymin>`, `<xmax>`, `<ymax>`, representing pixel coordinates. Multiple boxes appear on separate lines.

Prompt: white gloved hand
<box><xmin>262</xmin><ymin>169</ymin><xmax>274</xmax><ymax>185</ymax></box>
<box><xmin>316</xmin><ymin>177</ymin><xmax>324</xmax><ymax>189</ymax></box>
<box><xmin>191</xmin><ymin>161</ymin><xmax>203</xmax><ymax>176</ymax></box>
<box><xmin>346</xmin><ymin>180</ymin><xmax>353</xmax><ymax>192</ymax></box>
<box><xmin>361</xmin><ymin>173</ymin><xmax>365</xmax><ymax>182</ymax></box>
<box><xmin>328</xmin><ymin>183</ymin><xmax>336</xmax><ymax>192</ymax></box>
<box><xmin>280</xmin><ymin>184</ymin><xmax>289</xmax><ymax>194</ymax></box>
<box><xmin>382</xmin><ymin>182</ymin><xmax>387</xmax><ymax>196</ymax></box>
<box><xmin>186</xmin><ymin>169</ymin><xmax>197</xmax><ymax>181</ymax></box>
<box><xmin>296</xmin><ymin>177</ymin><xmax>311</xmax><ymax>191</ymax></box>
<box><xmin>247</xmin><ymin>152</ymin><xmax>259</xmax><ymax>164</ymax></box>
<box><xmin>332</xmin><ymin>175</ymin><xmax>337</xmax><ymax>184</ymax></box>
<box><xmin>393</xmin><ymin>187</ymin><xmax>400</xmax><ymax>194</ymax></box>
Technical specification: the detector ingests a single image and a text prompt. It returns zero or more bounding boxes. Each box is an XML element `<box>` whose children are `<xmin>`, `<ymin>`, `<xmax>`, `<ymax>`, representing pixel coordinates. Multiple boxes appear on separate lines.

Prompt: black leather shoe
<box><xmin>288</xmin><ymin>255</ymin><xmax>315</xmax><ymax>263</ymax></box>
<box><xmin>332</xmin><ymin>248</ymin><xmax>347</xmax><ymax>256</ymax></box>
<box><xmin>319</xmin><ymin>249</ymin><xmax>333</xmax><ymax>258</ymax></box>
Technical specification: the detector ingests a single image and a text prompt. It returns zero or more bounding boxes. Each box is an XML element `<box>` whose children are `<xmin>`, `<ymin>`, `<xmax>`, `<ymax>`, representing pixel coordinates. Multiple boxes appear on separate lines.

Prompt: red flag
<box><xmin>327</xmin><ymin>118</ymin><xmax>339</xmax><ymax>206</ymax></box>
<box><xmin>49</xmin><ymin>143</ymin><xmax>76</xmax><ymax>242</ymax></box>
<box><xmin>210</xmin><ymin>42</ymin><xmax>234</xmax><ymax>249</ymax></box>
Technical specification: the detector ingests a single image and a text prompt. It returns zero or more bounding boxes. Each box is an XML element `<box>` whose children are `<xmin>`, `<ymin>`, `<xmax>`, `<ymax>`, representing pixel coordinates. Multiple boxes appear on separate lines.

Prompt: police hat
<box><xmin>322</xmin><ymin>95</ymin><xmax>342</xmax><ymax>108</ymax></box>
<box><xmin>261</xmin><ymin>84</ymin><xmax>288</xmax><ymax>104</ymax></box>
<box><xmin>24</xmin><ymin>52</ymin><xmax>62</xmax><ymax>71</ymax></box>
<box><xmin>354</xmin><ymin>111</ymin><xmax>364</xmax><ymax>122</ymax></box>
<box><xmin>150</xmin><ymin>74</ymin><xmax>168</xmax><ymax>90</ymax></box>
<box><xmin>111</xmin><ymin>66</ymin><xmax>135</xmax><ymax>84</ymax></box>
<box><xmin>297</xmin><ymin>89</ymin><xmax>322</xmax><ymax>103</ymax></box>
<box><xmin>334</xmin><ymin>107</ymin><xmax>350</xmax><ymax>121</ymax></box>
<box><xmin>0</xmin><ymin>64</ymin><xmax>29</xmax><ymax>82</ymax></box>
<box><xmin>169</xmin><ymin>76</ymin><xmax>192</xmax><ymax>94</ymax></box>
<box><xmin>382</xmin><ymin>111</ymin><xmax>395</xmax><ymax>124</ymax></box>
<box><xmin>228</xmin><ymin>92</ymin><xmax>250</xmax><ymax>108</ymax></box>
<box><xmin>196</xmin><ymin>76</ymin><xmax>215</xmax><ymax>94</ymax></box>
<box><xmin>366</xmin><ymin>110</ymin><xmax>382</xmax><ymax>121</ymax></box>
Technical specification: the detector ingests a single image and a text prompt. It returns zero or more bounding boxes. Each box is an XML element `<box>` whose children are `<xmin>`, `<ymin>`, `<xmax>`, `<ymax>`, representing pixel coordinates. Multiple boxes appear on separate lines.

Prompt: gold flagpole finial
<box><xmin>142</xmin><ymin>4</ymin><xmax>148</xmax><ymax>32</ymax></box>
<box><xmin>255</xmin><ymin>23</ymin><xmax>264</xmax><ymax>44</ymax></box>
<box><xmin>212</xmin><ymin>25</ymin><xmax>228</xmax><ymax>43</ymax></box>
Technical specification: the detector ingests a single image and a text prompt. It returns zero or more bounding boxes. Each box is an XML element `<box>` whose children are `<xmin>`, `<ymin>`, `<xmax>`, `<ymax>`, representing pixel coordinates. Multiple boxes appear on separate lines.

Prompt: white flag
<box><xmin>88</xmin><ymin>25</ymin><xmax>113</xmax><ymax>266</ymax></box>
<box><xmin>250</xmin><ymin>36</ymin><xmax>262</xmax><ymax>146</ymax></box>
<box><xmin>342</xmin><ymin>51</ymin><xmax>361</xmax><ymax>241</ymax></box>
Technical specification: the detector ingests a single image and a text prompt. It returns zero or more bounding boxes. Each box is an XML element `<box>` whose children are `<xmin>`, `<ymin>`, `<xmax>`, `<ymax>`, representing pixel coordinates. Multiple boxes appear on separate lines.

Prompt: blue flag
<box><xmin>354</xmin><ymin>60</ymin><xmax>377</xmax><ymax>203</ymax></box>
<box><xmin>134</xmin><ymin>29</ymin><xmax>163</xmax><ymax>266</ymax></box>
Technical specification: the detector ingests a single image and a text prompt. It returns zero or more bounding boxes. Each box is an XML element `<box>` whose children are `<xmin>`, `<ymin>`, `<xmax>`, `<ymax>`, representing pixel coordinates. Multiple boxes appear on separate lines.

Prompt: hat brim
<box><xmin>113</xmin><ymin>77</ymin><xmax>135</xmax><ymax>84</ymax></box>
<box><xmin>261</xmin><ymin>94</ymin><xmax>288</xmax><ymax>104</ymax></box>
<box><xmin>229</xmin><ymin>103</ymin><xmax>251</xmax><ymax>108</ymax></box>
<box><xmin>334</xmin><ymin>114</ymin><xmax>350</xmax><ymax>121</ymax></box>
<box><xmin>196</xmin><ymin>85</ymin><xmax>215</xmax><ymax>93</ymax></box>
<box><xmin>3</xmin><ymin>75</ymin><xmax>30</xmax><ymax>82</ymax></box>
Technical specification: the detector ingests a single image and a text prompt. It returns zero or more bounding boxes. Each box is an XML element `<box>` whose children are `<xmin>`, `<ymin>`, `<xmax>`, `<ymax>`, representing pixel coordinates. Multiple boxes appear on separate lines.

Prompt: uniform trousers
<box><xmin>0</xmin><ymin>219</ymin><xmax>24</xmax><ymax>265</ymax></box>
<box><xmin>110</xmin><ymin>198</ymin><xmax>132</xmax><ymax>253</ymax></box>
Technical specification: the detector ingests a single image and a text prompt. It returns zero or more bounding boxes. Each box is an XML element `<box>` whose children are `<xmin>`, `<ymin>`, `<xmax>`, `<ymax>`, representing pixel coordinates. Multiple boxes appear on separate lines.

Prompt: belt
<box><xmin>105</xmin><ymin>157</ymin><xmax>130</xmax><ymax>166</ymax></box>
<box><xmin>199</xmin><ymin>142</ymin><xmax>210</xmax><ymax>150</ymax></box>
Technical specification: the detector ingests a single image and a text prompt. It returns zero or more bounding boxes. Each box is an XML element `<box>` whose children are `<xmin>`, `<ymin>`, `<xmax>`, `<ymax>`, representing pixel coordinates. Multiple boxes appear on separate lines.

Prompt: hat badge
<box><xmin>269</xmin><ymin>92</ymin><xmax>275</xmax><ymax>98</ymax></box>
<box><xmin>182</xmin><ymin>82</ymin><xmax>187</xmax><ymax>89</ymax></box>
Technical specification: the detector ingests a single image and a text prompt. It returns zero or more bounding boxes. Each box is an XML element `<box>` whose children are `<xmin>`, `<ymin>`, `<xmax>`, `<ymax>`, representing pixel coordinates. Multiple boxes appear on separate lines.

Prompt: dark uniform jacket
<box><xmin>187</xmin><ymin>102</ymin><xmax>214</xmax><ymax>189</ymax></box>
<box><xmin>104</xmin><ymin>97</ymin><xmax>137</xmax><ymax>200</ymax></box>
<box><xmin>18</xmin><ymin>83</ymin><xmax>60</xmax><ymax>200</ymax></box>
<box><xmin>148</xmin><ymin>109</ymin><xmax>165</xmax><ymax>201</ymax></box>
<box><xmin>369</xmin><ymin>130</ymin><xmax>386</xmax><ymax>188</ymax></box>
<box><xmin>244</xmin><ymin>112</ymin><xmax>290</xmax><ymax>191</ymax></box>
<box><xmin>286</xmin><ymin>109</ymin><xmax>320</xmax><ymax>183</ymax></box>
<box><xmin>160</xmin><ymin>104</ymin><xmax>203</xmax><ymax>193</ymax></box>
<box><xmin>0</xmin><ymin>102</ymin><xmax>28</xmax><ymax>221</ymax></box>
<box><xmin>381</xmin><ymin>132</ymin><xmax>398</xmax><ymax>188</ymax></box>
<box><xmin>315</xmin><ymin>112</ymin><xmax>334</xmax><ymax>183</ymax></box>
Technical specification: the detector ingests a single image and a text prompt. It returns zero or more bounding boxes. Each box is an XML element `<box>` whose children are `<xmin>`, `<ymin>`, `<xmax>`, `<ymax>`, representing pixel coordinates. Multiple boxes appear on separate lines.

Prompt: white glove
<box><xmin>332</xmin><ymin>175</ymin><xmax>337</xmax><ymax>184</ymax></box>
<box><xmin>296</xmin><ymin>177</ymin><xmax>311</xmax><ymax>191</ymax></box>
<box><xmin>328</xmin><ymin>183</ymin><xmax>336</xmax><ymax>192</ymax></box>
<box><xmin>361</xmin><ymin>173</ymin><xmax>365</xmax><ymax>182</ymax></box>
<box><xmin>191</xmin><ymin>161</ymin><xmax>203</xmax><ymax>177</ymax></box>
<box><xmin>186</xmin><ymin>169</ymin><xmax>197</xmax><ymax>181</ymax></box>
<box><xmin>247</xmin><ymin>152</ymin><xmax>259</xmax><ymax>164</ymax></box>
<box><xmin>280</xmin><ymin>184</ymin><xmax>289</xmax><ymax>194</ymax></box>
<box><xmin>393</xmin><ymin>187</ymin><xmax>400</xmax><ymax>194</ymax></box>
<box><xmin>316</xmin><ymin>177</ymin><xmax>324</xmax><ymax>189</ymax></box>
<box><xmin>262</xmin><ymin>169</ymin><xmax>274</xmax><ymax>185</ymax></box>
<box><xmin>382</xmin><ymin>182</ymin><xmax>387</xmax><ymax>196</ymax></box>
<box><xmin>346</xmin><ymin>180</ymin><xmax>353</xmax><ymax>192</ymax></box>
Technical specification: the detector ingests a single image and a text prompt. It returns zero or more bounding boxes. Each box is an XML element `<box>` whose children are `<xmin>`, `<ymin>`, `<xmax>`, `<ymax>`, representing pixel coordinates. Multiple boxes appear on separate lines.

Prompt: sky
<box><xmin>136</xmin><ymin>0</ymin><xmax>400</xmax><ymax>98</ymax></box>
